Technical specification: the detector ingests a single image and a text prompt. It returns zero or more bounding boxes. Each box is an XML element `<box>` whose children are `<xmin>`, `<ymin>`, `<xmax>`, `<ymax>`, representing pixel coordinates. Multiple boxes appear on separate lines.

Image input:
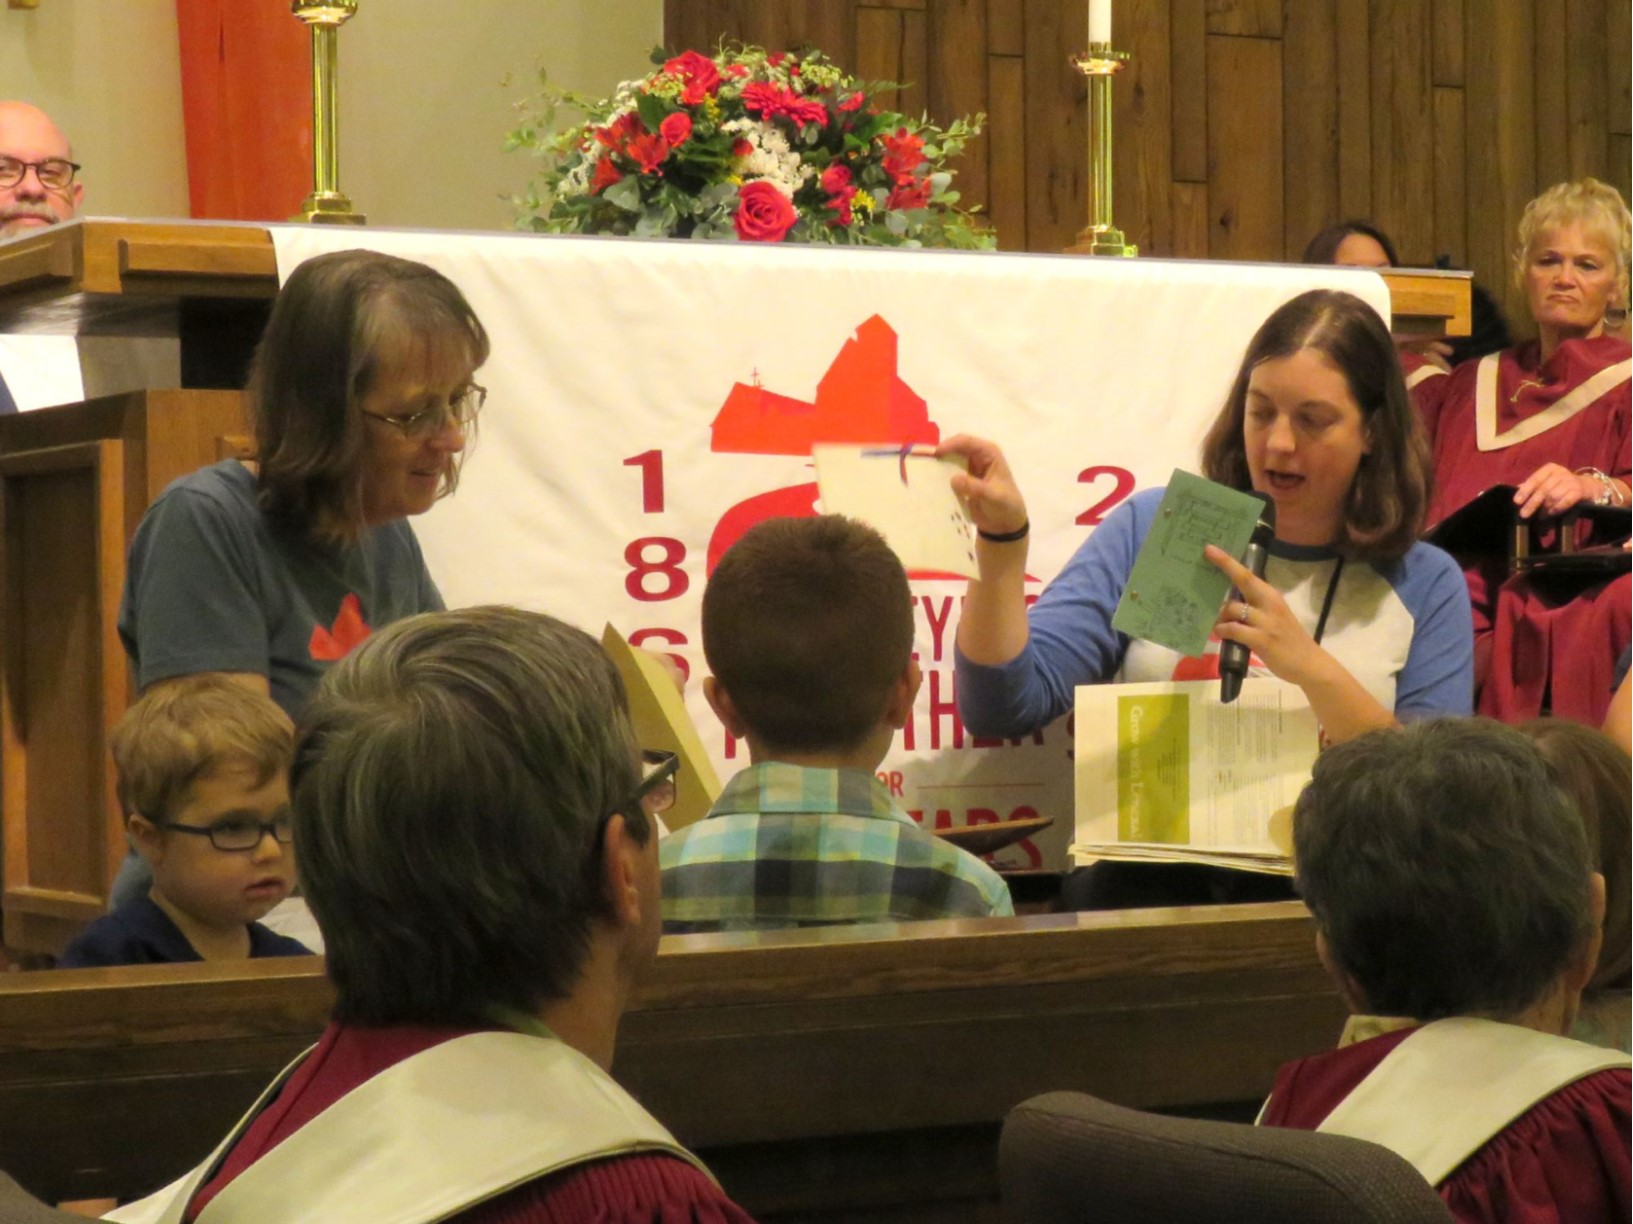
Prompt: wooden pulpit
<box><xmin>0</xmin><ymin>221</ymin><xmax>277</xmax><ymax>954</ymax></box>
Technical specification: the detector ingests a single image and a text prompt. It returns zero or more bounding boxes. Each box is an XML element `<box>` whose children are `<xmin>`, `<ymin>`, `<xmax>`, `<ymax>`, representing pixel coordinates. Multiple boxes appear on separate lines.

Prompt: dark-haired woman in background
<box><xmin>119</xmin><ymin>248</ymin><xmax>489</xmax><ymax>718</ymax></box>
<box><xmin>944</xmin><ymin>289</ymin><xmax>1472</xmax><ymax>908</ymax></box>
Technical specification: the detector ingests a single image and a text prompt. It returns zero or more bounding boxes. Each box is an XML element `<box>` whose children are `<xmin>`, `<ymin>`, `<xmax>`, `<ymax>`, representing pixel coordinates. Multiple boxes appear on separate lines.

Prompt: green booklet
<box><xmin>1110</xmin><ymin>469</ymin><xmax>1265</xmax><ymax>657</ymax></box>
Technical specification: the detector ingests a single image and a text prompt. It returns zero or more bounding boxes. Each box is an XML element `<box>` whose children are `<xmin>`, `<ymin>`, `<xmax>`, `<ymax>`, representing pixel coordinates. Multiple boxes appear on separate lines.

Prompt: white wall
<box><xmin>0</xmin><ymin>0</ymin><xmax>662</xmax><ymax>231</ymax></box>
<box><xmin>0</xmin><ymin>0</ymin><xmax>190</xmax><ymax>219</ymax></box>
<box><xmin>340</xmin><ymin>0</ymin><xmax>663</xmax><ymax>230</ymax></box>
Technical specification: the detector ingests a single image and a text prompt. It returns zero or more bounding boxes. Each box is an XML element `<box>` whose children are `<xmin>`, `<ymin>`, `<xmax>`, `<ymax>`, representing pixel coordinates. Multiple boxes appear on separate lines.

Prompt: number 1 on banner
<box><xmin>624</xmin><ymin>449</ymin><xmax>665</xmax><ymax>514</ymax></box>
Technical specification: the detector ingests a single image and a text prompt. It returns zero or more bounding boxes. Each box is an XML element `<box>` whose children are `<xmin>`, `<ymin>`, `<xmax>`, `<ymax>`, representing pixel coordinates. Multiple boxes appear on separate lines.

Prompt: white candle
<box><xmin>1089</xmin><ymin>0</ymin><xmax>1112</xmax><ymax>46</ymax></box>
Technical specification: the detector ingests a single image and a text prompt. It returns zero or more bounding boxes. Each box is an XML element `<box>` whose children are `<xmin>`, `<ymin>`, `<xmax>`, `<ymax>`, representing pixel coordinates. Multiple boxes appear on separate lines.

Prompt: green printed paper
<box><xmin>1110</xmin><ymin>469</ymin><xmax>1265</xmax><ymax>657</ymax></box>
<box><xmin>1117</xmin><ymin>693</ymin><xmax>1190</xmax><ymax>843</ymax></box>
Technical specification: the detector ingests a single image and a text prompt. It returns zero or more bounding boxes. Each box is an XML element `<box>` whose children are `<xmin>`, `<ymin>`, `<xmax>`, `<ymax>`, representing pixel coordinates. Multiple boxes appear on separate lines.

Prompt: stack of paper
<box><xmin>1070</xmin><ymin>680</ymin><xmax>1318</xmax><ymax>875</ymax></box>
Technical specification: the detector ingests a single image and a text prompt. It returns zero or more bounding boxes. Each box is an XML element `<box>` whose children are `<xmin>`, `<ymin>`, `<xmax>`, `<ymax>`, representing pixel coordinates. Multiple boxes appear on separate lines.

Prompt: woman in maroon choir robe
<box><xmin>1414</xmin><ymin>178</ymin><xmax>1630</xmax><ymax>721</ymax></box>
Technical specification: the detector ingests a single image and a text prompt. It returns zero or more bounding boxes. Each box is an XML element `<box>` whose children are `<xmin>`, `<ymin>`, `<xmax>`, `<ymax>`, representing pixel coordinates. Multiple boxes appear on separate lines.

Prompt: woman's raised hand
<box><xmin>1204</xmin><ymin>544</ymin><xmax>1327</xmax><ymax>689</ymax></box>
<box><xmin>937</xmin><ymin>434</ymin><xmax>1029</xmax><ymax>537</ymax></box>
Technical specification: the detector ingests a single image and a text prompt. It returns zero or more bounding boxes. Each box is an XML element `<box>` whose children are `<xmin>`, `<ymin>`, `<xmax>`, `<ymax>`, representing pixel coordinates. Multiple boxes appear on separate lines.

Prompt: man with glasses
<box><xmin>0</xmin><ymin>100</ymin><xmax>85</xmax><ymax>414</ymax></box>
<box><xmin>106</xmin><ymin>607</ymin><xmax>755</xmax><ymax>1224</ymax></box>
<box><xmin>0</xmin><ymin>101</ymin><xmax>82</xmax><ymax>237</ymax></box>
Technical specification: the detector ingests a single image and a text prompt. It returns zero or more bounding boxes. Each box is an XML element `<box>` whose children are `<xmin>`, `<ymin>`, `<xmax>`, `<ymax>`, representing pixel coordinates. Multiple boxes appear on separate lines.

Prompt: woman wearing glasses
<box><xmin>118</xmin><ymin>249</ymin><xmax>489</xmax><ymax>719</ymax></box>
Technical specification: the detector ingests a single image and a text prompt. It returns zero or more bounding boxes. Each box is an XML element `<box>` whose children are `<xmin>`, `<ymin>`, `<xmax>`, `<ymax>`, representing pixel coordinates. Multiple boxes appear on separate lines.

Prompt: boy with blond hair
<box><xmin>661</xmin><ymin>515</ymin><xmax>1012</xmax><ymax>931</ymax></box>
<box><xmin>58</xmin><ymin>677</ymin><xmax>311</xmax><ymax>967</ymax></box>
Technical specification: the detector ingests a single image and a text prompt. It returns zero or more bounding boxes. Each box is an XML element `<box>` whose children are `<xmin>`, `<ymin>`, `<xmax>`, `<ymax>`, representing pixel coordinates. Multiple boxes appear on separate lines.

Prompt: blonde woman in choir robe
<box><xmin>1261</xmin><ymin>719</ymin><xmax>1630</xmax><ymax>1224</ymax></box>
<box><xmin>106</xmin><ymin>608</ymin><xmax>754</xmax><ymax>1224</ymax></box>
<box><xmin>1415</xmin><ymin>178</ymin><xmax>1631</xmax><ymax>722</ymax></box>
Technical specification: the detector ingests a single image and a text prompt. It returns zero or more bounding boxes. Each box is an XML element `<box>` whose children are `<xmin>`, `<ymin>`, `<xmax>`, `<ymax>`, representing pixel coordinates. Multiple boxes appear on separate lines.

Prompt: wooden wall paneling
<box><xmin>928</xmin><ymin>1</ymin><xmax>992</xmax><ymax>219</ymax></box>
<box><xmin>988</xmin><ymin>0</ymin><xmax>1023</xmax><ymax>56</ymax></box>
<box><xmin>784</xmin><ymin>1</ymin><xmax>858</xmax><ymax>69</ymax></box>
<box><xmin>1202</xmin><ymin>0</ymin><xmax>1282</xmax><ymax>38</ymax></box>
<box><xmin>1608</xmin><ymin>0</ymin><xmax>1631</xmax><ymax>138</ymax></box>
<box><xmin>1172</xmin><ymin>181</ymin><xmax>1209</xmax><ymax>258</ymax></box>
<box><xmin>1563</xmin><ymin>0</ymin><xmax>1607</xmax><ymax>180</ymax></box>
<box><xmin>1611</xmin><ymin>136</ymin><xmax>1632</xmax><ymax>206</ymax></box>
<box><xmin>1171</xmin><ymin>0</ymin><xmax>1208</xmax><ymax>182</ymax></box>
<box><xmin>1022</xmin><ymin>0</ymin><xmax>1088</xmax><ymax>252</ymax></box>
<box><xmin>1464</xmin><ymin>0</ymin><xmax>1537</xmax><ymax>331</ymax></box>
<box><xmin>1335</xmin><ymin>0</ymin><xmax>1372</xmax><ymax>218</ymax></box>
<box><xmin>1370</xmin><ymin>0</ymin><xmax>1435</xmax><ymax>264</ymax></box>
<box><xmin>987</xmin><ymin>54</ymin><xmax>1028</xmax><ymax>248</ymax></box>
<box><xmin>856</xmin><ymin>7</ymin><xmax>909</xmax><ymax>110</ymax></box>
<box><xmin>1205</xmin><ymin>34</ymin><xmax>1283</xmax><ymax>260</ymax></box>
<box><xmin>1433</xmin><ymin>85</ymin><xmax>1467</xmax><ymax>266</ymax></box>
<box><xmin>1282</xmin><ymin>0</ymin><xmax>1340</xmax><ymax>260</ymax></box>
<box><xmin>901</xmin><ymin>6</ymin><xmax>931</xmax><ymax>118</ymax></box>
<box><xmin>866</xmin><ymin>0</ymin><xmax>929</xmax><ymax>7</ymax></box>
<box><xmin>1532</xmin><ymin>1</ymin><xmax>1571</xmax><ymax>191</ymax></box>
<box><xmin>1431</xmin><ymin>0</ymin><xmax>1464</xmax><ymax>85</ymax></box>
<box><xmin>1112</xmin><ymin>0</ymin><xmax>1173</xmax><ymax>255</ymax></box>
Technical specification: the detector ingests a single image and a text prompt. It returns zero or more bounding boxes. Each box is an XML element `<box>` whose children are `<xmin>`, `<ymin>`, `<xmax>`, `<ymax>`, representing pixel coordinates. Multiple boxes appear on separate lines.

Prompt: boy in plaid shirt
<box><xmin>660</xmin><ymin>515</ymin><xmax>1013</xmax><ymax>932</ymax></box>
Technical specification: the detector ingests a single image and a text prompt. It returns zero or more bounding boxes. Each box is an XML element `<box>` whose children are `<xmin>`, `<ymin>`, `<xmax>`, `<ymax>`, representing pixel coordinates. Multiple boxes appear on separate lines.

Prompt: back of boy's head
<box><xmin>112</xmin><ymin>677</ymin><xmax>294</xmax><ymax>823</ymax></box>
<box><xmin>703</xmin><ymin>515</ymin><xmax>914</xmax><ymax>754</ymax></box>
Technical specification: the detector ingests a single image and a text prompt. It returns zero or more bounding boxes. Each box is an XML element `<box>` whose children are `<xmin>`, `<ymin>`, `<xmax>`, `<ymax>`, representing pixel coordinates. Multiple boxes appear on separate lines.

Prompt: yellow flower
<box><xmin>853</xmin><ymin>191</ymin><xmax>876</xmax><ymax>215</ymax></box>
<box><xmin>727</xmin><ymin>174</ymin><xmax>743</xmax><ymax>185</ymax></box>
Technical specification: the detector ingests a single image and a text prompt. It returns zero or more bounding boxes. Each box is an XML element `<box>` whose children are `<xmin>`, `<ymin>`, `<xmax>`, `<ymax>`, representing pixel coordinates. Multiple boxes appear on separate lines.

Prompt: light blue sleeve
<box><xmin>1385</xmin><ymin>541</ymin><xmax>1475</xmax><ymax>719</ymax></box>
<box><xmin>955</xmin><ymin>490</ymin><xmax>1161</xmax><ymax>737</ymax></box>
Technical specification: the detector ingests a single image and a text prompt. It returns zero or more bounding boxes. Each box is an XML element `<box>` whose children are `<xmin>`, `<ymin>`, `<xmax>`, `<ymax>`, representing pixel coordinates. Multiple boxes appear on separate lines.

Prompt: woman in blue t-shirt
<box><xmin>947</xmin><ymin>288</ymin><xmax>1473</xmax><ymax>745</ymax></box>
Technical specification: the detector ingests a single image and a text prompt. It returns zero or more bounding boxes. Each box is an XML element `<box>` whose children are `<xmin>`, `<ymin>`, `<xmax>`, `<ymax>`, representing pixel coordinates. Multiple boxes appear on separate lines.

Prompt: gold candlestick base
<box><xmin>1067</xmin><ymin>44</ymin><xmax>1137</xmax><ymax>258</ymax></box>
<box><xmin>297</xmin><ymin>191</ymin><xmax>367</xmax><ymax>225</ymax></box>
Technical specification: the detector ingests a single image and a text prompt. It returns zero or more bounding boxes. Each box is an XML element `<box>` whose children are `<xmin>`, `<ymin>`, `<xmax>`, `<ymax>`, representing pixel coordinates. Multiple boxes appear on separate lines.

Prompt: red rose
<box><xmin>659</xmin><ymin>112</ymin><xmax>693</xmax><ymax>147</ymax></box>
<box><xmin>734</xmin><ymin>181</ymin><xmax>797</xmax><ymax>242</ymax></box>
<box><xmin>886</xmin><ymin>177</ymin><xmax>932</xmax><ymax>211</ymax></box>
<box><xmin>589</xmin><ymin>157</ymin><xmax>623</xmax><ymax>195</ymax></box>
<box><xmin>626</xmin><ymin>131</ymin><xmax>669</xmax><ymax>174</ymax></box>
<box><xmin>820</xmin><ymin>163</ymin><xmax>852</xmax><ymax>194</ymax></box>
<box><xmin>731</xmin><ymin>138</ymin><xmax>753</xmax><ymax>159</ymax></box>
<box><xmin>664</xmin><ymin>51</ymin><xmax>721</xmax><ymax>107</ymax></box>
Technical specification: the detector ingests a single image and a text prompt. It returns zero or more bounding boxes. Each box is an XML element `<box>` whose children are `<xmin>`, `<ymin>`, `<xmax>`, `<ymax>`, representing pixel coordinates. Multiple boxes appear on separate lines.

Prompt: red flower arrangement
<box><xmin>510</xmin><ymin>44</ymin><xmax>991</xmax><ymax>248</ymax></box>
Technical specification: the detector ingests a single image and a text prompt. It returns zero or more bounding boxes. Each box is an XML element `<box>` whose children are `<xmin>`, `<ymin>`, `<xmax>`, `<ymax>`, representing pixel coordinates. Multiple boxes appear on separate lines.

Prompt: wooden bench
<box><xmin>0</xmin><ymin>902</ymin><xmax>1343</xmax><ymax>1220</ymax></box>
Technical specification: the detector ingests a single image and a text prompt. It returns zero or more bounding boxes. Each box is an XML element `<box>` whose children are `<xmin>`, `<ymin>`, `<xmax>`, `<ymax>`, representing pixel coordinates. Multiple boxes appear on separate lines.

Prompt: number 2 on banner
<box><xmin>1075</xmin><ymin>465</ymin><xmax>1135</xmax><ymax>526</ymax></box>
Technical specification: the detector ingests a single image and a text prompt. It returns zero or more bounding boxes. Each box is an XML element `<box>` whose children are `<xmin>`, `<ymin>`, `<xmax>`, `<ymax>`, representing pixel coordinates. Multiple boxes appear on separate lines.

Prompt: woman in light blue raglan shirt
<box><xmin>942</xmin><ymin>289</ymin><xmax>1474</xmax><ymax>908</ymax></box>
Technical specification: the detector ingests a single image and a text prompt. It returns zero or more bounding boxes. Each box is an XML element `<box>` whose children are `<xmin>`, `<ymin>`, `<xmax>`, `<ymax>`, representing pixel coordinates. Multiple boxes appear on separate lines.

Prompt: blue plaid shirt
<box><xmin>659</xmin><ymin>763</ymin><xmax>1014</xmax><ymax>933</ymax></box>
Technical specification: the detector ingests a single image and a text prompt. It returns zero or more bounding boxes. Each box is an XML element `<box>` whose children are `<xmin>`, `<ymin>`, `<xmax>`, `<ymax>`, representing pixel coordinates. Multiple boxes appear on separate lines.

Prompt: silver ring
<box><xmin>1238</xmin><ymin>604</ymin><xmax>1252</xmax><ymax>625</ymax></box>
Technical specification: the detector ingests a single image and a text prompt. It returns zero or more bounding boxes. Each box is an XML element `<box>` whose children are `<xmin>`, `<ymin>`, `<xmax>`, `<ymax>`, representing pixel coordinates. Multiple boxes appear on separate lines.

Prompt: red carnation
<box><xmin>825</xmin><ymin>184</ymin><xmax>858</xmax><ymax>227</ymax></box>
<box><xmin>886</xmin><ymin>177</ymin><xmax>933</xmax><ymax>211</ymax></box>
<box><xmin>660</xmin><ymin>112</ymin><xmax>693</xmax><ymax>147</ymax></box>
<box><xmin>663</xmin><ymin>50</ymin><xmax>721</xmax><ymax>106</ymax></box>
<box><xmin>626</xmin><ymin>131</ymin><xmax>670</xmax><ymax>175</ymax></box>
<box><xmin>589</xmin><ymin>156</ymin><xmax>623</xmax><ymax>195</ymax></box>
<box><xmin>837</xmin><ymin>92</ymin><xmax>865</xmax><ymax>113</ymax></box>
<box><xmin>734</xmin><ymin>180</ymin><xmax>798</xmax><ymax>242</ymax></box>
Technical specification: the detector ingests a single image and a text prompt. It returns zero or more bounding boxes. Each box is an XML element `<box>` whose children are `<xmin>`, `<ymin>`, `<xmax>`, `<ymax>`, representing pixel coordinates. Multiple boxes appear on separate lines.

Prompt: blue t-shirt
<box><xmin>957</xmin><ymin>488</ymin><xmax>1474</xmax><ymax>737</ymax></box>
<box><xmin>118</xmin><ymin>460</ymin><xmax>444</xmax><ymax>717</ymax></box>
<box><xmin>56</xmin><ymin>895</ymin><xmax>312</xmax><ymax>968</ymax></box>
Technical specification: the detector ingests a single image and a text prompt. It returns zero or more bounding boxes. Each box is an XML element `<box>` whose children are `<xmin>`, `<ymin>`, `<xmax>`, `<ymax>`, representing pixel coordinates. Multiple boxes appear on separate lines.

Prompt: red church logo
<box><xmin>706</xmin><ymin>315</ymin><xmax>940</xmax><ymax>573</ymax></box>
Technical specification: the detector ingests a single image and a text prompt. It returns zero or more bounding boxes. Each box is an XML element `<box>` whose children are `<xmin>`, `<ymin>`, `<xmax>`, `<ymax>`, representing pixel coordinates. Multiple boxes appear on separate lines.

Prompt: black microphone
<box><xmin>1220</xmin><ymin>495</ymin><xmax>1276</xmax><ymax>704</ymax></box>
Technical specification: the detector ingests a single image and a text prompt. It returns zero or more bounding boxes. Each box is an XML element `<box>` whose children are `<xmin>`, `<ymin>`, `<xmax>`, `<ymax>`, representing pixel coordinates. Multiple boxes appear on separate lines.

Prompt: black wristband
<box><xmin>978</xmin><ymin>519</ymin><xmax>1030</xmax><ymax>544</ymax></box>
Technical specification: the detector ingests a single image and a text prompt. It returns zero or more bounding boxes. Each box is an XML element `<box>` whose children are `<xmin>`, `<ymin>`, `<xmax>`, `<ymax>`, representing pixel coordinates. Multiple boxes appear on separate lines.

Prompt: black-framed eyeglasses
<box><xmin>161</xmin><ymin>812</ymin><xmax>294</xmax><ymax>853</ymax></box>
<box><xmin>360</xmin><ymin>383</ymin><xmax>486</xmax><ymax>439</ymax></box>
<box><xmin>630</xmin><ymin>749</ymin><xmax>680</xmax><ymax>816</ymax></box>
<box><xmin>0</xmin><ymin>156</ymin><xmax>80</xmax><ymax>191</ymax></box>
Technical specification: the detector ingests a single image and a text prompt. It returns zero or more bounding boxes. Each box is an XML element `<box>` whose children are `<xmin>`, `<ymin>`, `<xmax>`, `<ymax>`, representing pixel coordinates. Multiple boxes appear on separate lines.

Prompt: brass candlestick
<box><xmin>1067</xmin><ymin>43</ymin><xmax>1134</xmax><ymax>257</ymax></box>
<box><xmin>292</xmin><ymin>0</ymin><xmax>366</xmax><ymax>224</ymax></box>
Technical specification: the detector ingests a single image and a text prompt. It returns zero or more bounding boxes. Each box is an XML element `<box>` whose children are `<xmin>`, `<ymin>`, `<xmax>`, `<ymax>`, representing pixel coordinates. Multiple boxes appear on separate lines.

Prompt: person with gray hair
<box><xmin>107</xmin><ymin>607</ymin><xmax>755</xmax><ymax>1224</ymax></box>
<box><xmin>1260</xmin><ymin>719</ymin><xmax>1630</xmax><ymax>1223</ymax></box>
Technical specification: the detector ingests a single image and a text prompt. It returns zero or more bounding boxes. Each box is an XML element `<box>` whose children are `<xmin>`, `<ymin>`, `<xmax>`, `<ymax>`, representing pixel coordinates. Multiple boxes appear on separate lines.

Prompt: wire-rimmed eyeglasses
<box><xmin>161</xmin><ymin>812</ymin><xmax>295</xmax><ymax>853</ymax></box>
<box><xmin>360</xmin><ymin>383</ymin><xmax>486</xmax><ymax>439</ymax></box>
<box><xmin>0</xmin><ymin>156</ymin><xmax>80</xmax><ymax>192</ymax></box>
